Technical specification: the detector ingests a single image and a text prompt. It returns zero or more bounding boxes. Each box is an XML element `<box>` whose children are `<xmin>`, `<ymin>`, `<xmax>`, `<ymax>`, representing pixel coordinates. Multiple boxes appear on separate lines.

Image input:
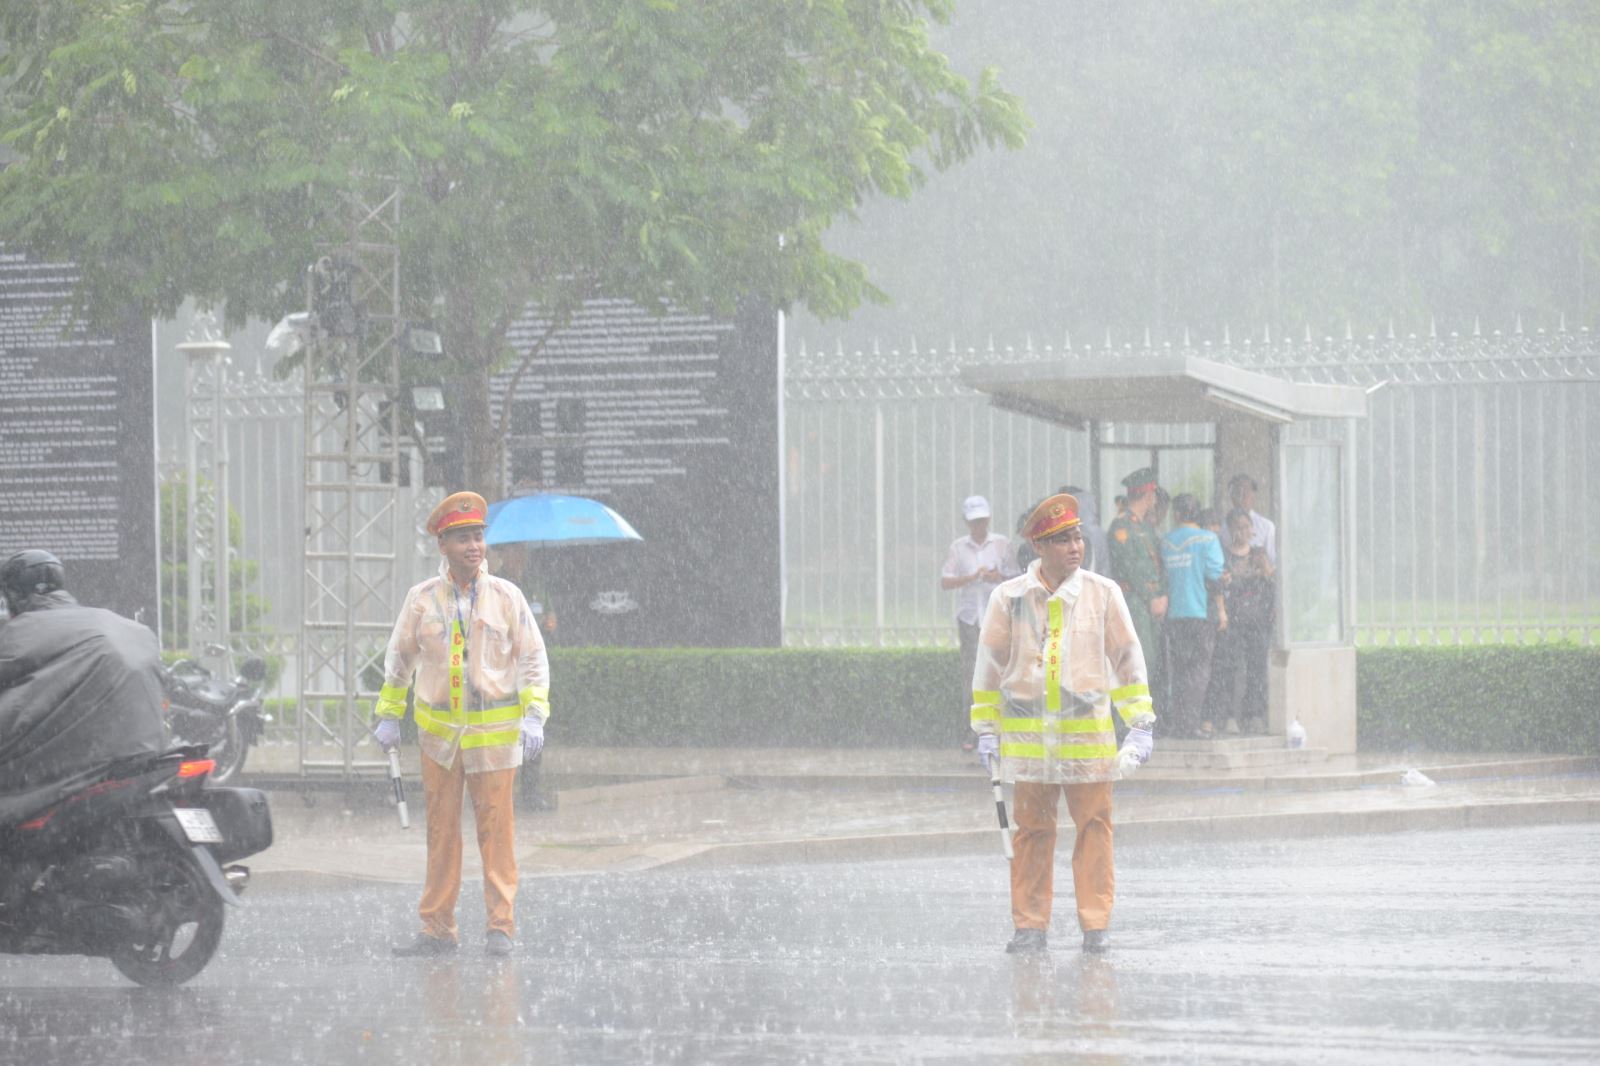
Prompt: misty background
<box><xmin>794</xmin><ymin>1</ymin><xmax>1599</xmax><ymax>347</ymax></box>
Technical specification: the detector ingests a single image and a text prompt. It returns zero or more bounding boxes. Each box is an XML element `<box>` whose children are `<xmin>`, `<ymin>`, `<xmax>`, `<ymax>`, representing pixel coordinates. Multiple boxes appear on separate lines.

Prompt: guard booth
<box><xmin>960</xmin><ymin>354</ymin><xmax>1370</xmax><ymax>753</ymax></box>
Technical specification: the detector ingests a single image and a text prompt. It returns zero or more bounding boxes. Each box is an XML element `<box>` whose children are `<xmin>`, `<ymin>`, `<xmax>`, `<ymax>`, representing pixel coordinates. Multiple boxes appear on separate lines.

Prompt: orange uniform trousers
<box><xmin>418</xmin><ymin>754</ymin><xmax>518</xmax><ymax>941</ymax></box>
<box><xmin>1010</xmin><ymin>780</ymin><xmax>1115</xmax><ymax>933</ymax></box>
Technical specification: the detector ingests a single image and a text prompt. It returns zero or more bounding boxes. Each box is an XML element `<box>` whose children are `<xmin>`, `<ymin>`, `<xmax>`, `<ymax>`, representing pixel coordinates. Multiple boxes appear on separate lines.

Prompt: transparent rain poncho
<box><xmin>376</xmin><ymin>561</ymin><xmax>549</xmax><ymax>773</ymax></box>
<box><xmin>970</xmin><ymin>562</ymin><xmax>1154</xmax><ymax>784</ymax></box>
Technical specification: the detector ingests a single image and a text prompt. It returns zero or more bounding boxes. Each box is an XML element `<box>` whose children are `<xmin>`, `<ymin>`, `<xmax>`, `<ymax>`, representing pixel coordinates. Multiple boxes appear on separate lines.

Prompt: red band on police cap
<box><xmin>436</xmin><ymin>509</ymin><xmax>485</xmax><ymax>532</ymax></box>
<box><xmin>1026</xmin><ymin>502</ymin><xmax>1080</xmax><ymax>540</ymax></box>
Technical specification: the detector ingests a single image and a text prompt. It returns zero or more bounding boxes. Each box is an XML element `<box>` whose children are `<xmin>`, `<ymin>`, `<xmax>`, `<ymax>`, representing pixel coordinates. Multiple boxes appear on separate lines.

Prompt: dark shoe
<box><xmin>392</xmin><ymin>933</ymin><xmax>457</xmax><ymax>958</ymax></box>
<box><xmin>485</xmin><ymin>930</ymin><xmax>513</xmax><ymax>958</ymax></box>
<box><xmin>1082</xmin><ymin>928</ymin><xmax>1109</xmax><ymax>954</ymax></box>
<box><xmin>1005</xmin><ymin>928</ymin><xmax>1048</xmax><ymax>954</ymax></box>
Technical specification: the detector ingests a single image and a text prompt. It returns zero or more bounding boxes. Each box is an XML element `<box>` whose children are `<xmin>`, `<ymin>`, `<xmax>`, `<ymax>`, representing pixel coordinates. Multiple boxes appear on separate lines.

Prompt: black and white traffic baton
<box><xmin>987</xmin><ymin>755</ymin><xmax>1013</xmax><ymax>860</ymax></box>
<box><xmin>388</xmin><ymin>747</ymin><xmax>411</xmax><ymax>829</ymax></box>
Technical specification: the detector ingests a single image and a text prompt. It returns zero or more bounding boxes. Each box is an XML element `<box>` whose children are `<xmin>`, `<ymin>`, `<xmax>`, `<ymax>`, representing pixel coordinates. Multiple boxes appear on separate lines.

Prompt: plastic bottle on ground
<box><xmin>1287</xmin><ymin>717</ymin><xmax>1307</xmax><ymax>750</ymax></box>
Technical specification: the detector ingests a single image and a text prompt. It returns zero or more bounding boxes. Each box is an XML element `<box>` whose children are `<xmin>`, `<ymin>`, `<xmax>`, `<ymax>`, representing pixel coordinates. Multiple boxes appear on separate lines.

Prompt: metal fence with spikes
<box><xmin>784</xmin><ymin>323</ymin><xmax>1600</xmax><ymax>647</ymax></box>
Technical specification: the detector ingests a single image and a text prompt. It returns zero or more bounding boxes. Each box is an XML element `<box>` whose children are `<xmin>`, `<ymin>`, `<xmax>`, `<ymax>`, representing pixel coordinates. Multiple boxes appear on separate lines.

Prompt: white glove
<box><xmin>373</xmin><ymin>718</ymin><xmax>401</xmax><ymax>751</ymax></box>
<box><xmin>521</xmin><ymin>715</ymin><xmax>545</xmax><ymax>759</ymax></box>
<box><xmin>976</xmin><ymin>733</ymin><xmax>999</xmax><ymax>772</ymax></box>
<box><xmin>1117</xmin><ymin>725</ymin><xmax>1153</xmax><ymax>775</ymax></box>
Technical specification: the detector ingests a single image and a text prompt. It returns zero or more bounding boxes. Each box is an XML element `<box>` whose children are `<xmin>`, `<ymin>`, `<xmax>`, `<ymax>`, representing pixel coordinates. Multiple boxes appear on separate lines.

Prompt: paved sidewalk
<box><xmin>237</xmin><ymin>743</ymin><xmax>1600</xmax><ymax>891</ymax></box>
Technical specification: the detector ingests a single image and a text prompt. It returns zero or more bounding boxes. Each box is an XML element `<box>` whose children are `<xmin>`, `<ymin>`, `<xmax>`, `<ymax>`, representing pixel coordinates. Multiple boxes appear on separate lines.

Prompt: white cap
<box><xmin>962</xmin><ymin>495</ymin><xmax>991</xmax><ymax>521</ymax></box>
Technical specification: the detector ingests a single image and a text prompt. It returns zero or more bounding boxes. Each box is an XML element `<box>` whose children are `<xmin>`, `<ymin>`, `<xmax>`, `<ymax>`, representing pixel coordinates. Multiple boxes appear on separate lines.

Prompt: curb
<box><xmin>655</xmin><ymin>797</ymin><xmax>1600</xmax><ymax>870</ymax></box>
<box><xmin>244</xmin><ymin>795</ymin><xmax>1600</xmax><ymax>892</ymax></box>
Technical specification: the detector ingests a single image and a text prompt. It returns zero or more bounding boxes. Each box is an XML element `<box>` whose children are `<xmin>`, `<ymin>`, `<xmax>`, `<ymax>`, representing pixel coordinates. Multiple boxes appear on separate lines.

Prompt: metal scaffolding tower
<box><xmin>297</xmin><ymin>183</ymin><xmax>404</xmax><ymax>778</ymax></box>
<box><xmin>176</xmin><ymin>315</ymin><xmax>233</xmax><ymax>676</ymax></box>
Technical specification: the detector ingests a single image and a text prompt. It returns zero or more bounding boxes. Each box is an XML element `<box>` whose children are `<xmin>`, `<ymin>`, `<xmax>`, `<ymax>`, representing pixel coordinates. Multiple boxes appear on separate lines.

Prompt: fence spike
<box><xmin>1514</xmin><ymin>313</ymin><xmax>1524</xmax><ymax>334</ymax></box>
<box><xmin>1024</xmin><ymin>333</ymin><xmax>1035</xmax><ymax>354</ymax></box>
<box><xmin>1558</xmin><ymin>312</ymin><xmax>1567</xmax><ymax>332</ymax></box>
<box><xmin>909</xmin><ymin>335</ymin><xmax>919</xmax><ymax>355</ymax></box>
<box><xmin>1063</xmin><ymin>329</ymin><xmax>1072</xmax><ymax>351</ymax></box>
<box><xmin>1263</xmin><ymin>323</ymin><xmax>1272</xmax><ymax>344</ymax></box>
<box><xmin>1472</xmin><ymin>316</ymin><xmax>1481</xmax><ymax>337</ymax></box>
<box><xmin>1304</xmin><ymin>323</ymin><xmax>1313</xmax><ymax>344</ymax></box>
<box><xmin>1143</xmin><ymin>326</ymin><xmax>1152</xmax><ymax>348</ymax></box>
<box><xmin>1223</xmin><ymin>322</ymin><xmax>1231</xmax><ymax>345</ymax></box>
<box><xmin>1344</xmin><ymin>320</ymin><xmax>1353</xmax><ymax>342</ymax></box>
<box><xmin>871</xmin><ymin>337</ymin><xmax>881</xmax><ymax>357</ymax></box>
<box><xmin>1386</xmin><ymin>319</ymin><xmax>1395</xmax><ymax>340</ymax></box>
<box><xmin>1104</xmin><ymin>327</ymin><xmax>1113</xmax><ymax>349</ymax></box>
<box><xmin>986</xmin><ymin>335</ymin><xmax>996</xmax><ymax>355</ymax></box>
<box><xmin>1183</xmin><ymin>325</ymin><xmax>1192</xmax><ymax>347</ymax></box>
<box><xmin>1428</xmin><ymin>315</ymin><xmax>1437</xmax><ymax>339</ymax></box>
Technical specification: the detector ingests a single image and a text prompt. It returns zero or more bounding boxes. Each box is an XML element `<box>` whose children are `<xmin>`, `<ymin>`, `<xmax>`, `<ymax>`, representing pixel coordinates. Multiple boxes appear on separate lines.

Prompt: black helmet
<box><xmin>1</xmin><ymin>549</ymin><xmax>67</xmax><ymax>615</ymax></box>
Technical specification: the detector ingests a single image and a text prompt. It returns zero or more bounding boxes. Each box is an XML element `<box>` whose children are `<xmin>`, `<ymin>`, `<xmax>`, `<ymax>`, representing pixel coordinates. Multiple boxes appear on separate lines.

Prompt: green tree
<box><xmin>157</xmin><ymin>474</ymin><xmax>270</xmax><ymax>653</ymax></box>
<box><xmin>814</xmin><ymin>0</ymin><xmax>1600</xmax><ymax>341</ymax></box>
<box><xmin>0</xmin><ymin>1</ymin><xmax>1026</xmax><ymax>493</ymax></box>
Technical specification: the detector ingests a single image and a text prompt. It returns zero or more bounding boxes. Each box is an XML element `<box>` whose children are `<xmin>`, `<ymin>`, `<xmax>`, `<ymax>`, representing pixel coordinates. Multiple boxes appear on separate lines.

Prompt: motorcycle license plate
<box><xmin>173</xmin><ymin>807</ymin><xmax>223</xmax><ymax>844</ymax></box>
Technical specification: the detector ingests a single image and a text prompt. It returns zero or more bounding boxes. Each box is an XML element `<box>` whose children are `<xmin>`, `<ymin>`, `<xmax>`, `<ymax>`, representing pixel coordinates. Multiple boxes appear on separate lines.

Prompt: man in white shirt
<box><xmin>941</xmin><ymin>495</ymin><xmax>1016</xmax><ymax>750</ymax></box>
<box><xmin>1228</xmin><ymin>473</ymin><xmax>1277</xmax><ymax>566</ymax></box>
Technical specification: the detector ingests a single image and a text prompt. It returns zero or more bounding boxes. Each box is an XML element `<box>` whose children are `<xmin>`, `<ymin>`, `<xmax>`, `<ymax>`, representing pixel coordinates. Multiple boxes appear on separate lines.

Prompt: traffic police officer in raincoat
<box><xmin>374</xmin><ymin>492</ymin><xmax>550</xmax><ymax>958</ymax></box>
<box><xmin>970</xmin><ymin>493</ymin><xmax>1156</xmax><ymax>954</ymax></box>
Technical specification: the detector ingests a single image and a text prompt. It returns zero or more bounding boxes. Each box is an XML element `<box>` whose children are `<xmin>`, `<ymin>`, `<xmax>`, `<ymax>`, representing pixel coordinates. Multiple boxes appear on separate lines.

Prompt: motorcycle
<box><xmin>162</xmin><ymin>652</ymin><xmax>270</xmax><ymax>784</ymax></box>
<box><xmin>0</xmin><ymin>745</ymin><xmax>273</xmax><ymax>986</ymax></box>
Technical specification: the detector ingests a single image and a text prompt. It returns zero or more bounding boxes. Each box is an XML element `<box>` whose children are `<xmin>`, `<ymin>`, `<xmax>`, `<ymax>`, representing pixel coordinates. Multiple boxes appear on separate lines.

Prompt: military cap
<box><xmin>1120</xmin><ymin>466</ymin><xmax>1158</xmax><ymax>497</ymax></box>
<box><xmin>1024</xmin><ymin>493</ymin><xmax>1081</xmax><ymax>541</ymax></box>
<box><xmin>427</xmin><ymin>491</ymin><xmax>488</xmax><ymax>537</ymax></box>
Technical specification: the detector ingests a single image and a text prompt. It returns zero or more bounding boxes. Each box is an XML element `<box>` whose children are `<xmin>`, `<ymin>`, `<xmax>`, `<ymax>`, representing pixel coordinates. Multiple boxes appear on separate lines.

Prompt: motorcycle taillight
<box><xmin>176</xmin><ymin>758</ymin><xmax>216</xmax><ymax>779</ymax></box>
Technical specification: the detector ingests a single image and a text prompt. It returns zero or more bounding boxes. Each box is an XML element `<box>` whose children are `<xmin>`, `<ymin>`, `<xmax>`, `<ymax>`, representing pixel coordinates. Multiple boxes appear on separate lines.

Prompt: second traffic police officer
<box><xmin>373</xmin><ymin>491</ymin><xmax>550</xmax><ymax>958</ymax></box>
<box><xmin>970</xmin><ymin>494</ymin><xmax>1157</xmax><ymax>955</ymax></box>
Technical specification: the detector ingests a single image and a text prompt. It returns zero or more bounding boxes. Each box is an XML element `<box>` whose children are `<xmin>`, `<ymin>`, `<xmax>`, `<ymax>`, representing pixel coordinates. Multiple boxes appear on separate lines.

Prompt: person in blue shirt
<box><xmin>1159</xmin><ymin>494</ymin><xmax>1226</xmax><ymax>738</ymax></box>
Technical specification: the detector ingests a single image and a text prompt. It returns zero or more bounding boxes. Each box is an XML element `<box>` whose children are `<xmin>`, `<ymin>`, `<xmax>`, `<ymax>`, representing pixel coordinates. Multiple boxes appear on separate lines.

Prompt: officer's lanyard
<box><xmin>1033</xmin><ymin>590</ymin><xmax>1073</xmax><ymax>713</ymax></box>
<box><xmin>448</xmin><ymin>580</ymin><xmax>477</xmax><ymax>712</ymax></box>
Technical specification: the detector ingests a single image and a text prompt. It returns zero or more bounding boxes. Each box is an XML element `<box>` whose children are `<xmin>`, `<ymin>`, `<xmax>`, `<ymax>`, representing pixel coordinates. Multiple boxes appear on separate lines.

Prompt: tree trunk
<box><xmin>456</xmin><ymin>363</ymin><xmax>503</xmax><ymax>500</ymax></box>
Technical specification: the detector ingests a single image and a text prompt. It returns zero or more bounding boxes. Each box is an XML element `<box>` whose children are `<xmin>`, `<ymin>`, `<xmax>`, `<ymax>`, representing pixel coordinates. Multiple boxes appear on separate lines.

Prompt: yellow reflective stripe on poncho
<box><xmin>1001</xmin><ymin>740</ymin><xmax>1119</xmax><ymax>760</ymax></box>
<box><xmin>519</xmin><ymin>685</ymin><xmax>550</xmax><ymax>717</ymax></box>
<box><xmin>464</xmin><ymin>704</ymin><xmax>521</xmax><ymax>725</ymax></box>
<box><xmin>416</xmin><ymin>697</ymin><xmax>520</xmax><ymax>736</ymax></box>
<box><xmin>1000</xmin><ymin>716</ymin><xmax>1115</xmax><ymax>734</ymax></box>
<box><xmin>374</xmin><ymin>682</ymin><xmax>409</xmax><ymax>720</ymax></box>
<box><xmin>461</xmin><ymin>727</ymin><xmax>521</xmax><ymax>750</ymax></box>
<box><xmin>413</xmin><ymin>701</ymin><xmax>457</xmax><ymax>741</ymax></box>
<box><xmin>970</xmin><ymin>689</ymin><xmax>1001</xmax><ymax>726</ymax></box>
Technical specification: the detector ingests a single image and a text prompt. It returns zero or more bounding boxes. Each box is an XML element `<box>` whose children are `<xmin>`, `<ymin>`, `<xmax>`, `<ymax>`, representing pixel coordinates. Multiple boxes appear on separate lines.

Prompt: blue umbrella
<box><xmin>484</xmin><ymin>492</ymin><xmax>643</xmax><ymax>548</ymax></box>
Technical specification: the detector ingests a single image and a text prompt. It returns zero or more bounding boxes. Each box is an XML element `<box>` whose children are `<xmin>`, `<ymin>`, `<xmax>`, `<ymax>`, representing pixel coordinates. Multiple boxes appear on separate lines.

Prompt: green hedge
<box><xmin>266</xmin><ymin>645</ymin><xmax>1598</xmax><ymax>753</ymax></box>
<box><xmin>543</xmin><ymin>645</ymin><xmax>1598</xmax><ymax>753</ymax></box>
<box><xmin>545</xmin><ymin>648</ymin><xmax>963</xmax><ymax>747</ymax></box>
<box><xmin>1356</xmin><ymin>645</ymin><xmax>1600</xmax><ymax>755</ymax></box>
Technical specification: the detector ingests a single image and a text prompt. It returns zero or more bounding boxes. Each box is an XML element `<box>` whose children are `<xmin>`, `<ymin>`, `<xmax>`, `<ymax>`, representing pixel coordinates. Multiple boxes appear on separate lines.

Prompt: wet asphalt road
<box><xmin>2</xmin><ymin>823</ymin><xmax>1598</xmax><ymax>1064</ymax></box>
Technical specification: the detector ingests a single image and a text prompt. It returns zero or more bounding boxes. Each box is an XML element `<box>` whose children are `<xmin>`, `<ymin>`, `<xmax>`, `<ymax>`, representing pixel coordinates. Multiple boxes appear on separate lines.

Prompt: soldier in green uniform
<box><xmin>1106</xmin><ymin>468</ymin><xmax>1168</xmax><ymax>708</ymax></box>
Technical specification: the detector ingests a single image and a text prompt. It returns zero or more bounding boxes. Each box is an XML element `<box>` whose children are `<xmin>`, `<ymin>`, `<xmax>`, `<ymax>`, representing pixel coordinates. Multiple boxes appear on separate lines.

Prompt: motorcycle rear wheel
<box><xmin>110</xmin><ymin>845</ymin><xmax>226</xmax><ymax>987</ymax></box>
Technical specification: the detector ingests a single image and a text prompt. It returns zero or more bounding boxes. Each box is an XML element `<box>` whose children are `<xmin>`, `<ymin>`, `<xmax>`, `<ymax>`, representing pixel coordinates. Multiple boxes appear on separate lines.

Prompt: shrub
<box><xmin>1356</xmin><ymin>645</ymin><xmax>1600</xmax><ymax>754</ymax></box>
<box><xmin>545</xmin><ymin>647</ymin><xmax>961</xmax><ymax>747</ymax></box>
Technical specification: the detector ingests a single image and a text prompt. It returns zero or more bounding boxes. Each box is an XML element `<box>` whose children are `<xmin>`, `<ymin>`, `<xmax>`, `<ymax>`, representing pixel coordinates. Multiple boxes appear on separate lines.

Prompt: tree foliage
<box><xmin>818</xmin><ymin>0</ymin><xmax>1600</xmax><ymax>341</ymax></box>
<box><xmin>0</xmin><ymin>0</ymin><xmax>1027</xmax><ymax>489</ymax></box>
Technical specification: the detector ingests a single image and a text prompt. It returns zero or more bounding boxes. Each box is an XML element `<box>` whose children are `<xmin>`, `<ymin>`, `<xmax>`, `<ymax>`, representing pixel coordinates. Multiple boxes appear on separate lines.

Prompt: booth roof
<box><xmin>959</xmin><ymin>354</ymin><xmax>1369</xmax><ymax>427</ymax></box>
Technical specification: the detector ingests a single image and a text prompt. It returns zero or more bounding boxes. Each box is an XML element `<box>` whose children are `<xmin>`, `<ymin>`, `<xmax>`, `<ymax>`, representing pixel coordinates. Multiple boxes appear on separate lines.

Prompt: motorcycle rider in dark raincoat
<box><xmin>0</xmin><ymin>551</ymin><xmax>167</xmax><ymax>823</ymax></box>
